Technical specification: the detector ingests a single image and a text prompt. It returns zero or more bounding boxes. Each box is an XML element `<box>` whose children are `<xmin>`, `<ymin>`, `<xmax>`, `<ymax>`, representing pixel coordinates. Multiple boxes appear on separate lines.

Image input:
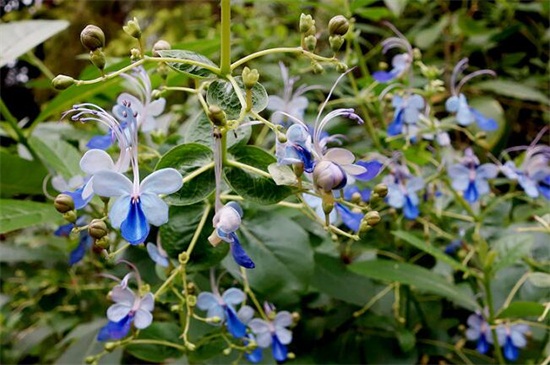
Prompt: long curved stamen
<box><xmin>455</xmin><ymin>69</ymin><xmax>496</xmax><ymax>95</ymax></box>
<box><xmin>68</xmin><ymin>104</ymin><xmax>130</xmax><ymax>148</ymax></box>
<box><xmin>273</xmin><ymin>111</ymin><xmax>308</xmax><ymax>129</ymax></box>
<box><xmin>117</xmin><ymin>259</ymin><xmax>142</xmax><ymax>289</ymax></box>
<box><xmin>314</xmin><ymin>108</ymin><xmax>363</xmax><ymax>156</ymax></box>
<box><xmin>379</xmin><ymin>83</ymin><xmax>406</xmax><ymax>100</ymax></box>
<box><xmin>450</xmin><ymin>58</ymin><xmax>470</xmax><ymax>96</ymax></box>
<box><xmin>381</xmin><ymin>37</ymin><xmax>410</xmax><ymax>54</ymax></box>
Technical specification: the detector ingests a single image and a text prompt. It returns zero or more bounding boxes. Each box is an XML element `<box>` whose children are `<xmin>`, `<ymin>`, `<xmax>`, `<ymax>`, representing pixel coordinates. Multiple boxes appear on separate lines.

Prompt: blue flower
<box><xmin>448</xmin><ymin>148</ymin><xmax>498</xmax><ymax>203</ymax></box>
<box><xmin>465</xmin><ymin>312</ymin><xmax>491</xmax><ymax>354</ymax></box>
<box><xmin>91</xmin><ymin>168</ymin><xmax>183</xmax><ymax>245</ymax></box>
<box><xmin>372</xmin><ymin>25</ymin><xmax>413</xmax><ymax>83</ymax></box>
<box><xmin>387</xmin><ymin>94</ymin><xmax>425</xmax><ymax>137</ymax></box>
<box><xmin>446</xmin><ymin>58</ymin><xmax>498</xmax><ymax>131</ymax></box>
<box><xmin>495</xmin><ymin>323</ymin><xmax>530</xmax><ymax>361</ymax></box>
<box><xmin>54</xmin><ymin>217</ymin><xmax>92</xmax><ymax>265</ymax></box>
<box><xmin>335</xmin><ymin>203</ymin><xmax>363</xmax><ymax>232</ymax></box>
<box><xmin>146</xmin><ymin>242</ymin><xmax>169</xmax><ymax>267</ymax></box>
<box><xmin>196</xmin><ymin>288</ymin><xmax>247</xmax><ymax>338</ymax></box>
<box><xmin>209</xmin><ymin>202</ymin><xmax>255</xmax><ymax>269</ymax></box>
<box><xmin>383</xmin><ymin>164</ymin><xmax>424</xmax><ymax>220</ymax></box>
<box><xmin>98</xmin><ymin>275</ymin><xmax>154</xmax><ymax>341</ymax></box>
<box><xmin>501</xmin><ymin>144</ymin><xmax>550</xmax><ymax>199</ymax></box>
<box><xmin>276</xmin><ymin>124</ymin><xmax>315</xmax><ymax>173</ymax></box>
<box><xmin>249</xmin><ymin>311</ymin><xmax>293</xmax><ymax>362</ymax></box>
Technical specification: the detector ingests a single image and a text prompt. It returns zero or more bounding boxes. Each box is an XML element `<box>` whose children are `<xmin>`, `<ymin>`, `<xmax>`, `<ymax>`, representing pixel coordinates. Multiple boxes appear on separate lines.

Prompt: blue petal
<box><xmin>64</xmin><ymin>186</ymin><xmax>92</xmax><ymax>210</ymax></box>
<box><xmin>444</xmin><ymin>239</ymin><xmax>462</xmax><ymax>255</ymax></box>
<box><xmin>55</xmin><ymin>223</ymin><xmax>73</xmax><ymax>237</ymax></box>
<box><xmin>477</xmin><ymin>333</ymin><xmax>490</xmax><ymax>355</ymax></box>
<box><xmin>503</xmin><ymin>336</ymin><xmax>519</xmax><ymax>361</ymax></box>
<box><xmin>464</xmin><ymin>181</ymin><xmax>479</xmax><ymax>203</ymax></box>
<box><xmin>146</xmin><ymin>243</ymin><xmax>169</xmax><ymax>267</ymax></box>
<box><xmin>229</xmin><ymin>233</ymin><xmax>255</xmax><ymax>269</ymax></box>
<box><xmin>69</xmin><ymin>232</ymin><xmax>93</xmax><ymax>265</ymax></box>
<box><xmin>354</xmin><ymin>160</ymin><xmax>383</xmax><ymax>181</ymax></box>
<box><xmin>86</xmin><ymin>133</ymin><xmax>113</xmax><ymax>150</ymax></box>
<box><xmin>335</xmin><ymin>203</ymin><xmax>363</xmax><ymax>232</ymax></box>
<box><xmin>224</xmin><ymin>305</ymin><xmax>247</xmax><ymax>338</ymax></box>
<box><xmin>294</xmin><ymin>144</ymin><xmax>315</xmax><ymax>173</ymax></box>
<box><xmin>403</xmin><ymin>195</ymin><xmax>419</xmax><ymax>219</ymax></box>
<box><xmin>537</xmin><ymin>175</ymin><xmax>550</xmax><ymax>200</ymax></box>
<box><xmin>97</xmin><ymin>314</ymin><xmax>134</xmax><ymax>341</ymax></box>
<box><xmin>271</xmin><ymin>334</ymin><xmax>288</xmax><ymax>362</ymax></box>
<box><xmin>387</xmin><ymin>109</ymin><xmax>404</xmax><ymax>136</ymax></box>
<box><xmin>120</xmin><ymin>199</ymin><xmax>150</xmax><ymax>245</ymax></box>
<box><xmin>246</xmin><ymin>347</ymin><xmax>263</xmax><ymax>363</ymax></box>
<box><xmin>372</xmin><ymin>70</ymin><xmax>396</xmax><ymax>83</ymax></box>
<box><xmin>470</xmin><ymin>108</ymin><xmax>498</xmax><ymax>131</ymax></box>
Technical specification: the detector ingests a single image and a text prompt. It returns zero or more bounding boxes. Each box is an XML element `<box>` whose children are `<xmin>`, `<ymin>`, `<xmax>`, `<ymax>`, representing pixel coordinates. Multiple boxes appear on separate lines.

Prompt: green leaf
<box><xmin>349</xmin><ymin>260</ymin><xmax>480</xmax><ymax>311</ymax></box>
<box><xmin>353</xmin><ymin>7</ymin><xmax>393</xmax><ymax>21</ymax></box>
<box><xmin>497</xmin><ymin>301</ymin><xmax>546</xmax><ymax>319</ymax></box>
<box><xmin>0</xmin><ymin>151</ymin><xmax>48</xmax><ymax>197</ymax></box>
<box><xmin>206</xmin><ymin>77</ymin><xmax>268</xmax><ymax>119</ymax></box>
<box><xmin>0</xmin><ymin>199</ymin><xmax>62</xmax><ymax>234</ymax></box>
<box><xmin>159</xmin><ymin>203</ymin><xmax>229</xmax><ymax>270</ymax></box>
<box><xmin>0</xmin><ymin>20</ymin><xmax>69</xmax><ymax>67</ymax></box>
<box><xmin>183</xmin><ymin>112</ymin><xmax>251</xmax><ymax>148</ymax></box>
<box><xmin>224</xmin><ymin>145</ymin><xmax>293</xmax><ymax>204</ymax></box>
<box><xmin>383</xmin><ymin>0</ymin><xmax>408</xmax><ymax>17</ymax></box>
<box><xmin>528</xmin><ymin>272</ymin><xmax>550</xmax><ymax>288</ymax></box>
<box><xmin>414</xmin><ymin>15</ymin><xmax>450</xmax><ymax>50</ymax></box>
<box><xmin>156</xmin><ymin>143</ymin><xmax>215</xmax><ymax>206</ymax></box>
<box><xmin>391</xmin><ymin>231</ymin><xmax>471</xmax><ymax>273</ymax></box>
<box><xmin>492</xmin><ymin>232</ymin><xmax>533</xmax><ymax>273</ymax></box>
<box><xmin>125</xmin><ymin>323</ymin><xmax>184</xmax><ymax>363</ymax></box>
<box><xmin>226</xmin><ymin>213</ymin><xmax>314</xmax><ymax>305</ymax></box>
<box><xmin>0</xmin><ymin>243</ymin><xmax>65</xmax><ymax>263</ymax></box>
<box><xmin>268</xmin><ymin>163</ymin><xmax>299</xmax><ymax>186</ymax></box>
<box><xmin>28</xmin><ymin>136</ymin><xmax>82</xmax><ymax>179</ymax></box>
<box><xmin>157</xmin><ymin>49</ymin><xmax>218</xmax><ymax>79</ymax></box>
<box><xmin>476</xmin><ymin>80</ymin><xmax>550</xmax><ymax>105</ymax></box>
<box><xmin>311</xmin><ymin>253</ymin><xmax>376</xmax><ymax>306</ymax></box>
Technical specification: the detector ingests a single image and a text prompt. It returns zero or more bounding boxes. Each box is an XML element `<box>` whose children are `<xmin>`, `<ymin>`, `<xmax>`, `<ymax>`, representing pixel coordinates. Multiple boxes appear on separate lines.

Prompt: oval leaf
<box><xmin>0</xmin><ymin>199</ymin><xmax>62</xmax><ymax>234</ymax></box>
<box><xmin>157</xmin><ymin>49</ymin><xmax>218</xmax><ymax>79</ymax></box>
<box><xmin>183</xmin><ymin>112</ymin><xmax>251</xmax><ymax>148</ymax></box>
<box><xmin>28</xmin><ymin>135</ymin><xmax>82</xmax><ymax>179</ymax></box>
<box><xmin>125</xmin><ymin>323</ymin><xmax>184</xmax><ymax>362</ymax></box>
<box><xmin>206</xmin><ymin>77</ymin><xmax>268</xmax><ymax>119</ymax></box>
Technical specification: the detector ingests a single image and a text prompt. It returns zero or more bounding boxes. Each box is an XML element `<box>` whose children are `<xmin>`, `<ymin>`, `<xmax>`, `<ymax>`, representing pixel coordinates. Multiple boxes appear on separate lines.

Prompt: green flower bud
<box><xmin>312</xmin><ymin>62</ymin><xmax>324</xmax><ymax>74</ymax></box>
<box><xmin>277</xmin><ymin>132</ymin><xmax>288</xmax><ymax>144</ymax></box>
<box><xmin>329</xmin><ymin>35</ymin><xmax>345</xmax><ymax>53</ymax></box>
<box><xmin>299</xmin><ymin>14</ymin><xmax>315</xmax><ymax>34</ymax></box>
<box><xmin>130</xmin><ymin>48</ymin><xmax>141</xmax><ymax>62</ymax></box>
<box><xmin>242</xmin><ymin>67</ymin><xmax>259</xmax><ymax>89</ymax></box>
<box><xmin>187</xmin><ymin>295</ymin><xmax>197</xmax><ymax>307</ymax></box>
<box><xmin>185</xmin><ymin>342</ymin><xmax>196</xmax><ymax>351</ymax></box>
<box><xmin>288</xmin><ymin>353</ymin><xmax>296</xmax><ymax>360</ymax></box>
<box><xmin>208</xmin><ymin>105</ymin><xmax>227</xmax><ymax>127</ymax></box>
<box><xmin>104</xmin><ymin>341</ymin><xmax>117</xmax><ymax>352</ymax></box>
<box><xmin>123</xmin><ymin>17</ymin><xmax>142</xmax><ymax>39</ymax></box>
<box><xmin>80</xmin><ymin>25</ymin><xmax>105</xmax><ymax>51</ymax></box>
<box><xmin>209</xmin><ymin>316</ymin><xmax>221</xmax><ymax>324</ymax></box>
<box><xmin>373</xmin><ymin>183</ymin><xmax>388</xmax><ymax>198</ymax></box>
<box><xmin>52</xmin><ymin>74</ymin><xmax>75</xmax><ymax>90</ymax></box>
<box><xmin>364</xmin><ymin>211</ymin><xmax>381</xmax><ymax>226</ymax></box>
<box><xmin>328</xmin><ymin>15</ymin><xmax>349</xmax><ymax>37</ymax></box>
<box><xmin>359</xmin><ymin>222</ymin><xmax>373</xmax><ymax>233</ymax></box>
<box><xmin>152</xmin><ymin>39</ymin><xmax>171</xmax><ymax>57</ymax></box>
<box><xmin>94</xmin><ymin>236</ymin><xmax>109</xmax><ymax>249</ymax></box>
<box><xmin>293</xmin><ymin>162</ymin><xmax>304</xmax><ymax>178</ymax></box>
<box><xmin>170</xmin><ymin>304</ymin><xmax>180</xmax><ymax>312</ymax></box>
<box><xmin>90</xmin><ymin>49</ymin><xmax>105</xmax><ymax>71</ymax></box>
<box><xmin>413</xmin><ymin>47</ymin><xmax>422</xmax><ymax>60</ymax></box>
<box><xmin>304</xmin><ymin>35</ymin><xmax>317</xmax><ymax>51</ymax></box>
<box><xmin>88</xmin><ymin>219</ymin><xmax>108</xmax><ymax>239</ymax></box>
<box><xmin>54</xmin><ymin>193</ymin><xmax>74</xmax><ymax>213</ymax></box>
<box><xmin>85</xmin><ymin>356</ymin><xmax>96</xmax><ymax>364</ymax></box>
<box><xmin>351</xmin><ymin>192</ymin><xmax>362</xmax><ymax>204</ymax></box>
<box><xmin>178</xmin><ymin>251</ymin><xmax>189</xmax><ymax>264</ymax></box>
<box><xmin>186</xmin><ymin>282</ymin><xmax>196</xmax><ymax>295</ymax></box>
<box><xmin>292</xmin><ymin>311</ymin><xmax>300</xmax><ymax>324</ymax></box>
<box><xmin>223</xmin><ymin>348</ymin><xmax>232</xmax><ymax>356</ymax></box>
<box><xmin>335</xmin><ymin>63</ymin><xmax>348</xmax><ymax>73</ymax></box>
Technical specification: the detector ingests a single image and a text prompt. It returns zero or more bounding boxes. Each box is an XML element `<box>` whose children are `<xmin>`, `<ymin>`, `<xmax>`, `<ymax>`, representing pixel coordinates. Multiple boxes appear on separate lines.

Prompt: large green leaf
<box><xmin>183</xmin><ymin>112</ymin><xmax>251</xmax><ymax>149</ymax></box>
<box><xmin>349</xmin><ymin>260</ymin><xmax>480</xmax><ymax>311</ymax></box>
<box><xmin>28</xmin><ymin>136</ymin><xmax>82</xmax><ymax>179</ymax></box>
<box><xmin>0</xmin><ymin>199</ymin><xmax>62</xmax><ymax>234</ymax></box>
<box><xmin>125</xmin><ymin>323</ymin><xmax>184</xmax><ymax>363</ymax></box>
<box><xmin>391</xmin><ymin>231</ymin><xmax>471</xmax><ymax>273</ymax></box>
<box><xmin>156</xmin><ymin>143</ymin><xmax>215</xmax><ymax>206</ymax></box>
<box><xmin>206</xmin><ymin>77</ymin><xmax>268</xmax><ymax>119</ymax></box>
<box><xmin>0</xmin><ymin>243</ymin><xmax>65</xmax><ymax>263</ymax></box>
<box><xmin>224</xmin><ymin>213</ymin><xmax>313</xmax><ymax>305</ymax></box>
<box><xmin>0</xmin><ymin>20</ymin><xmax>69</xmax><ymax>67</ymax></box>
<box><xmin>0</xmin><ymin>151</ymin><xmax>48</xmax><ymax>197</ymax></box>
<box><xmin>476</xmin><ymin>80</ymin><xmax>550</xmax><ymax>105</ymax></box>
<box><xmin>159</xmin><ymin>203</ymin><xmax>228</xmax><ymax>270</ymax></box>
<box><xmin>497</xmin><ymin>301</ymin><xmax>546</xmax><ymax>319</ymax></box>
<box><xmin>224</xmin><ymin>145</ymin><xmax>293</xmax><ymax>205</ymax></box>
<box><xmin>157</xmin><ymin>49</ymin><xmax>218</xmax><ymax>79</ymax></box>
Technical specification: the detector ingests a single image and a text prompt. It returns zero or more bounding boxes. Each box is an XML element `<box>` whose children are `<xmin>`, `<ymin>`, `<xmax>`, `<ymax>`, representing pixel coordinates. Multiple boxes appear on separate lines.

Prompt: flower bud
<box><xmin>242</xmin><ymin>67</ymin><xmax>259</xmax><ymax>89</ymax></box>
<box><xmin>364</xmin><ymin>211</ymin><xmax>381</xmax><ymax>226</ymax></box>
<box><xmin>299</xmin><ymin>14</ymin><xmax>315</xmax><ymax>34</ymax></box>
<box><xmin>178</xmin><ymin>251</ymin><xmax>189</xmax><ymax>264</ymax></box>
<box><xmin>187</xmin><ymin>295</ymin><xmax>197</xmax><ymax>307</ymax></box>
<box><xmin>288</xmin><ymin>353</ymin><xmax>296</xmax><ymax>360</ymax></box>
<box><xmin>209</xmin><ymin>316</ymin><xmax>221</xmax><ymax>324</ymax></box>
<box><xmin>313</xmin><ymin>160</ymin><xmax>347</xmax><ymax>192</ymax></box>
<box><xmin>94</xmin><ymin>236</ymin><xmax>109</xmax><ymax>249</ymax></box>
<box><xmin>312</xmin><ymin>62</ymin><xmax>324</xmax><ymax>74</ymax></box>
<box><xmin>104</xmin><ymin>342</ymin><xmax>117</xmax><ymax>352</ymax></box>
<box><xmin>88</xmin><ymin>219</ymin><xmax>108</xmax><ymax>239</ymax></box>
<box><xmin>277</xmin><ymin>132</ymin><xmax>288</xmax><ymax>143</ymax></box>
<box><xmin>85</xmin><ymin>356</ymin><xmax>96</xmax><ymax>364</ymax></box>
<box><xmin>322</xmin><ymin>199</ymin><xmax>334</xmax><ymax>215</ymax></box>
<box><xmin>52</xmin><ymin>74</ymin><xmax>75</xmax><ymax>90</ymax></box>
<box><xmin>304</xmin><ymin>35</ymin><xmax>317</xmax><ymax>51</ymax></box>
<box><xmin>170</xmin><ymin>304</ymin><xmax>180</xmax><ymax>312</ymax></box>
<box><xmin>123</xmin><ymin>17</ymin><xmax>142</xmax><ymax>39</ymax></box>
<box><xmin>223</xmin><ymin>348</ymin><xmax>232</xmax><ymax>356</ymax></box>
<box><xmin>292</xmin><ymin>311</ymin><xmax>301</xmax><ymax>323</ymax></box>
<box><xmin>152</xmin><ymin>39</ymin><xmax>171</xmax><ymax>57</ymax></box>
<box><xmin>293</xmin><ymin>162</ymin><xmax>304</xmax><ymax>178</ymax></box>
<box><xmin>359</xmin><ymin>221</ymin><xmax>373</xmax><ymax>233</ymax></box>
<box><xmin>185</xmin><ymin>342</ymin><xmax>196</xmax><ymax>351</ymax></box>
<box><xmin>329</xmin><ymin>35</ymin><xmax>345</xmax><ymax>53</ymax></box>
<box><xmin>207</xmin><ymin>105</ymin><xmax>227</xmax><ymax>127</ymax></box>
<box><xmin>328</xmin><ymin>15</ymin><xmax>349</xmax><ymax>36</ymax></box>
<box><xmin>80</xmin><ymin>25</ymin><xmax>105</xmax><ymax>51</ymax></box>
<box><xmin>335</xmin><ymin>63</ymin><xmax>348</xmax><ymax>73</ymax></box>
<box><xmin>130</xmin><ymin>48</ymin><xmax>141</xmax><ymax>62</ymax></box>
<box><xmin>186</xmin><ymin>282</ymin><xmax>196</xmax><ymax>295</ymax></box>
<box><xmin>54</xmin><ymin>193</ymin><xmax>74</xmax><ymax>213</ymax></box>
<box><xmin>373</xmin><ymin>183</ymin><xmax>388</xmax><ymax>198</ymax></box>
<box><xmin>90</xmin><ymin>49</ymin><xmax>106</xmax><ymax>71</ymax></box>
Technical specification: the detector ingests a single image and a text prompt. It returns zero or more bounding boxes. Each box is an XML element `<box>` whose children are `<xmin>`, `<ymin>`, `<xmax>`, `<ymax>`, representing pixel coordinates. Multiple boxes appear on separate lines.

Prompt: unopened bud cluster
<box><xmin>80</xmin><ymin>24</ymin><xmax>106</xmax><ymax>72</ymax></box>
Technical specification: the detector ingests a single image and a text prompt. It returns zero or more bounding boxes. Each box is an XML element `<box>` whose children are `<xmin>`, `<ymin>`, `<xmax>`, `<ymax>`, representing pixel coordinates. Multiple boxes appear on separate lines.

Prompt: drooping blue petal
<box><xmin>444</xmin><ymin>239</ymin><xmax>462</xmax><ymax>255</ymax></box>
<box><xmin>372</xmin><ymin>70</ymin><xmax>397</xmax><ymax>83</ymax></box>
<box><xmin>537</xmin><ymin>175</ymin><xmax>550</xmax><ymax>200</ymax></box>
<box><xmin>503</xmin><ymin>336</ymin><xmax>519</xmax><ymax>361</ymax></box>
<box><xmin>55</xmin><ymin>223</ymin><xmax>73</xmax><ymax>237</ymax></box>
<box><xmin>69</xmin><ymin>232</ymin><xmax>93</xmax><ymax>265</ymax></box>
<box><xmin>293</xmin><ymin>144</ymin><xmax>315</xmax><ymax>173</ymax></box>
<box><xmin>335</xmin><ymin>203</ymin><xmax>363</xmax><ymax>232</ymax></box>
<box><xmin>477</xmin><ymin>333</ymin><xmax>490</xmax><ymax>355</ymax></box>
<box><xmin>97</xmin><ymin>314</ymin><xmax>134</xmax><ymax>341</ymax></box>
<box><xmin>403</xmin><ymin>195</ymin><xmax>419</xmax><ymax>219</ymax></box>
<box><xmin>246</xmin><ymin>347</ymin><xmax>263</xmax><ymax>363</ymax></box>
<box><xmin>464</xmin><ymin>181</ymin><xmax>479</xmax><ymax>203</ymax></box>
<box><xmin>229</xmin><ymin>233</ymin><xmax>255</xmax><ymax>269</ymax></box>
<box><xmin>224</xmin><ymin>305</ymin><xmax>247</xmax><ymax>338</ymax></box>
<box><xmin>470</xmin><ymin>108</ymin><xmax>498</xmax><ymax>131</ymax></box>
<box><xmin>146</xmin><ymin>243</ymin><xmax>169</xmax><ymax>267</ymax></box>
<box><xmin>271</xmin><ymin>334</ymin><xmax>288</xmax><ymax>362</ymax></box>
<box><xmin>354</xmin><ymin>160</ymin><xmax>382</xmax><ymax>181</ymax></box>
<box><xmin>120</xmin><ymin>199</ymin><xmax>150</xmax><ymax>245</ymax></box>
<box><xmin>387</xmin><ymin>109</ymin><xmax>404</xmax><ymax>136</ymax></box>
<box><xmin>86</xmin><ymin>133</ymin><xmax>114</xmax><ymax>150</ymax></box>
<box><xmin>64</xmin><ymin>185</ymin><xmax>93</xmax><ymax>210</ymax></box>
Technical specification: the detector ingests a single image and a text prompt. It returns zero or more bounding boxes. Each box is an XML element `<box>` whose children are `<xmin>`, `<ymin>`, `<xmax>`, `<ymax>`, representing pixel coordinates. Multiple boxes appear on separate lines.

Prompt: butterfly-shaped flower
<box><xmin>501</xmin><ymin>144</ymin><xmax>550</xmax><ymax>199</ymax></box>
<box><xmin>445</xmin><ymin>58</ymin><xmax>498</xmax><ymax>131</ymax></box>
<box><xmin>248</xmin><ymin>311</ymin><xmax>293</xmax><ymax>362</ymax></box>
<box><xmin>387</xmin><ymin>94</ymin><xmax>425</xmax><ymax>137</ymax></box>
<box><xmin>97</xmin><ymin>274</ymin><xmax>154</xmax><ymax>341</ymax></box>
<box><xmin>276</xmin><ymin>124</ymin><xmax>315</xmax><ymax>173</ymax></box>
<box><xmin>372</xmin><ymin>24</ymin><xmax>413</xmax><ymax>83</ymax></box>
<box><xmin>383</xmin><ymin>163</ymin><xmax>424</xmax><ymax>220</ymax></box>
<box><xmin>465</xmin><ymin>311</ymin><xmax>491</xmax><ymax>355</ymax></box>
<box><xmin>448</xmin><ymin>148</ymin><xmax>498</xmax><ymax>203</ymax></box>
<box><xmin>495</xmin><ymin>323</ymin><xmax>530</xmax><ymax>361</ymax></box>
<box><xmin>196</xmin><ymin>287</ymin><xmax>248</xmax><ymax>338</ymax></box>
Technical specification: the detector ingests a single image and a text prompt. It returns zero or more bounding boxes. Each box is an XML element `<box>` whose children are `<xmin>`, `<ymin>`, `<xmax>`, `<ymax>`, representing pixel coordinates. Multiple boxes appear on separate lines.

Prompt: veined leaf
<box><xmin>206</xmin><ymin>77</ymin><xmax>268</xmax><ymax>119</ymax></box>
<box><xmin>28</xmin><ymin>136</ymin><xmax>82</xmax><ymax>179</ymax></box>
<box><xmin>0</xmin><ymin>199</ymin><xmax>62</xmax><ymax>234</ymax></box>
<box><xmin>157</xmin><ymin>49</ymin><xmax>218</xmax><ymax>79</ymax></box>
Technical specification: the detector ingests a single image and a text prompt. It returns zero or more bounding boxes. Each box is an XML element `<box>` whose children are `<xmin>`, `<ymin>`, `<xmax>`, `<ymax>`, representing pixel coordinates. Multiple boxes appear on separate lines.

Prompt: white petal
<box><xmin>387</xmin><ymin>189</ymin><xmax>405</xmax><ymax>209</ymax></box>
<box><xmin>197</xmin><ymin>292</ymin><xmax>220</xmax><ymax>310</ymax></box>
<box><xmin>115</xmin><ymin>93</ymin><xmax>143</xmax><ymax>115</ymax></box>
<box><xmin>406</xmin><ymin>177</ymin><xmax>425</xmax><ymax>193</ymax></box>
<box><xmin>93</xmin><ymin>171</ymin><xmax>133</xmax><ymax>197</ymax></box>
<box><xmin>448</xmin><ymin>164</ymin><xmax>470</xmax><ymax>191</ymax></box>
<box><xmin>80</xmin><ymin>149</ymin><xmax>115</xmax><ymax>175</ymax></box>
<box><xmin>324</xmin><ymin>148</ymin><xmax>355</xmax><ymax>165</ymax></box>
<box><xmin>140</xmin><ymin>193</ymin><xmax>169</xmax><ymax>226</ymax></box>
<box><xmin>111</xmin><ymin>287</ymin><xmax>135</xmax><ymax>306</ymax></box>
<box><xmin>342</xmin><ymin>163</ymin><xmax>367</xmax><ymax>176</ymax></box>
<box><xmin>139</xmin><ymin>293</ymin><xmax>155</xmax><ymax>312</ymax></box>
<box><xmin>216</xmin><ymin>205</ymin><xmax>242</xmax><ymax>234</ymax></box>
<box><xmin>267</xmin><ymin>96</ymin><xmax>285</xmax><ymax>111</ymax></box>
<box><xmin>140</xmin><ymin>168</ymin><xmax>183</xmax><ymax>195</ymax></box>
<box><xmin>207</xmin><ymin>305</ymin><xmax>225</xmax><ymax>322</ymax></box>
<box><xmin>109</xmin><ymin>195</ymin><xmax>132</xmax><ymax>228</ymax></box>
<box><xmin>107</xmin><ymin>303</ymin><xmax>132</xmax><ymax>322</ymax></box>
<box><xmin>249</xmin><ymin>318</ymin><xmax>271</xmax><ymax>335</ymax></box>
<box><xmin>477</xmin><ymin>164</ymin><xmax>499</xmax><ymax>179</ymax></box>
<box><xmin>68</xmin><ymin>175</ymin><xmax>85</xmax><ymax>189</ymax></box>
<box><xmin>237</xmin><ymin>305</ymin><xmax>255</xmax><ymax>324</ymax></box>
<box><xmin>134</xmin><ymin>309</ymin><xmax>153</xmax><ymax>329</ymax></box>
<box><xmin>274</xmin><ymin>311</ymin><xmax>292</xmax><ymax>328</ymax></box>
<box><xmin>148</xmin><ymin>98</ymin><xmax>166</xmax><ymax>117</ymax></box>
<box><xmin>275</xmin><ymin>327</ymin><xmax>292</xmax><ymax>345</ymax></box>
<box><xmin>221</xmin><ymin>288</ymin><xmax>245</xmax><ymax>306</ymax></box>
<box><xmin>51</xmin><ymin>175</ymin><xmax>69</xmax><ymax>192</ymax></box>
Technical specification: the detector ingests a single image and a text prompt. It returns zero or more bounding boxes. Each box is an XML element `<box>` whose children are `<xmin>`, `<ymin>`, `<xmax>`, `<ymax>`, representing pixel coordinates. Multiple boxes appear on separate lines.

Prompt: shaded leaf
<box><xmin>28</xmin><ymin>136</ymin><xmax>82</xmax><ymax>179</ymax></box>
<box><xmin>125</xmin><ymin>323</ymin><xmax>184</xmax><ymax>363</ymax></box>
<box><xmin>183</xmin><ymin>112</ymin><xmax>251</xmax><ymax>148</ymax></box>
<box><xmin>476</xmin><ymin>80</ymin><xmax>550</xmax><ymax>105</ymax></box>
<box><xmin>206</xmin><ymin>77</ymin><xmax>268</xmax><ymax>119</ymax></box>
<box><xmin>157</xmin><ymin>49</ymin><xmax>218</xmax><ymax>79</ymax></box>
<box><xmin>0</xmin><ymin>151</ymin><xmax>48</xmax><ymax>197</ymax></box>
<box><xmin>497</xmin><ymin>301</ymin><xmax>546</xmax><ymax>319</ymax></box>
<box><xmin>0</xmin><ymin>199</ymin><xmax>62</xmax><ymax>234</ymax></box>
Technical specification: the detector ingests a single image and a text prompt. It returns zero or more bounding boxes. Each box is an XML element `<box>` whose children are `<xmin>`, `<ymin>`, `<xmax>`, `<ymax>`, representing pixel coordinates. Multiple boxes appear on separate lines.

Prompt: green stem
<box><xmin>23</xmin><ymin>51</ymin><xmax>55</xmax><ymax>80</ymax></box>
<box><xmin>230</xmin><ymin>47</ymin><xmax>339</xmax><ymax>71</ymax></box>
<box><xmin>483</xmin><ymin>275</ymin><xmax>506</xmax><ymax>364</ymax></box>
<box><xmin>226</xmin><ymin>159</ymin><xmax>271</xmax><ymax>179</ymax></box>
<box><xmin>129</xmin><ymin>339</ymin><xmax>186</xmax><ymax>352</ymax></box>
<box><xmin>0</xmin><ymin>98</ymin><xmax>40</xmax><ymax>161</ymax></box>
<box><xmin>220</xmin><ymin>0</ymin><xmax>231</xmax><ymax>75</ymax></box>
<box><xmin>182</xmin><ymin>162</ymin><xmax>215</xmax><ymax>184</ymax></box>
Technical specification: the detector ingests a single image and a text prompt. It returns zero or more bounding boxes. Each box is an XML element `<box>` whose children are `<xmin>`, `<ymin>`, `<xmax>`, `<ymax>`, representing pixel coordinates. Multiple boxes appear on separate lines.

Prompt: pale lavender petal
<box><xmin>139</xmin><ymin>293</ymin><xmax>155</xmax><ymax>312</ymax></box>
<box><xmin>324</xmin><ymin>148</ymin><xmax>355</xmax><ymax>165</ymax></box>
<box><xmin>111</xmin><ymin>287</ymin><xmax>135</xmax><ymax>306</ymax></box>
<box><xmin>407</xmin><ymin>177</ymin><xmax>425</xmax><ymax>193</ymax></box>
<box><xmin>140</xmin><ymin>168</ymin><xmax>183</xmax><ymax>195</ymax></box>
<box><xmin>274</xmin><ymin>311</ymin><xmax>292</xmax><ymax>328</ymax></box>
<box><xmin>107</xmin><ymin>303</ymin><xmax>132</xmax><ymax>322</ymax></box>
<box><xmin>221</xmin><ymin>288</ymin><xmax>245</xmax><ymax>306</ymax></box>
<box><xmin>133</xmin><ymin>309</ymin><xmax>153</xmax><ymax>329</ymax></box>
<box><xmin>115</xmin><ymin>93</ymin><xmax>143</xmax><ymax>116</ymax></box>
<box><xmin>477</xmin><ymin>164</ymin><xmax>499</xmax><ymax>179</ymax></box>
<box><xmin>249</xmin><ymin>318</ymin><xmax>271</xmax><ymax>335</ymax></box>
<box><xmin>448</xmin><ymin>164</ymin><xmax>470</xmax><ymax>191</ymax></box>
<box><xmin>148</xmin><ymin>98</ymin><xmax>166</xmax><ymax>117</ymax></box>
<box><xmin>267</xmin><ymin>95</ymin><xmax>285</xmax><ymax>111</ymax></box>
<box><xmin>140</xmin><ymin>193</ymin><xmax>169</xmax><ymax>226</ymax></box>
<box><xmin>237</xmin><ymin>305</ymin><xmax>255</xmax><ymax>324</ymax></box>
<box><xmin>342</xmin><ymin>163</ymin><xmax>367</xmax><ymax>176</ymax></box>
<box><xmin>80</xmin><ymin>149</ymin><xmax>115</xmax><ymax>175</ymax></box>
<box><xmin>197</xmin><ymin>292</ymin><xmax>220</xmax><ymax>310</ymax></box>
<box><xmin>275</xmin><ymin>327</ymin><xmax>292</xmax><ymax>345</ymax></box>
<box><xmin>109</xmin><ymin>195</ymin><xmax>132</xmax><ymax>228</ymax></box>
<box><xmin>93</xmin><ymin>171</ymin><xmax>133</xmax><ymax>197</ymax></box>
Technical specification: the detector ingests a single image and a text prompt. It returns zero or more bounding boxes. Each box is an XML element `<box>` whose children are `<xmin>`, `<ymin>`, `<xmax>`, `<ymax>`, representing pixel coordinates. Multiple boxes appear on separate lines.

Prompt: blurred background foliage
<box><xmin>1</xmin><ymin>0</ymin><xmax>548</xmax><ymax>364</ymax></box>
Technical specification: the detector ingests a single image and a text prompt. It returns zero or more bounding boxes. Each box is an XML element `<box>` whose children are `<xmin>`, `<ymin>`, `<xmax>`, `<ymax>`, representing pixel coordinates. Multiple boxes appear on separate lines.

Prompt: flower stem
<box><xmin>226</xmin><ymin>160</ymin><xmax>272</xmax><ymax>179</ymax></box>
<box><xmin>182</xmin><ymin>162</ymin><xmax>215</xmax><ymax>184</ymax></box>
<box><xmin>220</xmin><ymin>0</ymin><xmax>231</xmax><ymax>75</ymax></box>
<box><xmin>483</xmin><ymin>274</ymin><xmax>506</xmax><ymax>364</ymax></box>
